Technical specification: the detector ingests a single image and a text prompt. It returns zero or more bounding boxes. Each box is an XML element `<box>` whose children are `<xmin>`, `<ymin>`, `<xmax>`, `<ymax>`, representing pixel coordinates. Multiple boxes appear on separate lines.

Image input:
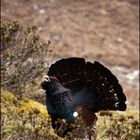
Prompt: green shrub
<box><xmin>98</xmin><ymin>110</ymin><xmax>140</xmax><ymax>140</ymax></box>
<box><xmin>1</xmin><ymin>20</ymin><xmax>50</xmax><ymax>98</ymax></box>
<box><xmin>1</xmin><ymin>91</ymin><xmax>62</xmax><ymax>140</ymax></box>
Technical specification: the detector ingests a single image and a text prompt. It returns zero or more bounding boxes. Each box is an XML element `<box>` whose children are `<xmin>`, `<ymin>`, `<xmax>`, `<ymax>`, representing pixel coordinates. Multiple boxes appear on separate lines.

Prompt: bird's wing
<box><xmin>48</xmin><ymin>57</ymin><xmax>127</xmax><ymax>112</ymax></box>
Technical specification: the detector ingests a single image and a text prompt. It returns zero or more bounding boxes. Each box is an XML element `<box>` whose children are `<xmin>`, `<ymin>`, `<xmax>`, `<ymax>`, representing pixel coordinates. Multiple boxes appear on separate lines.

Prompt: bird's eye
<box><xmin>73</xmin><ymin>112</ymin><xmax>78</xmax><ymax>117</ymax></box>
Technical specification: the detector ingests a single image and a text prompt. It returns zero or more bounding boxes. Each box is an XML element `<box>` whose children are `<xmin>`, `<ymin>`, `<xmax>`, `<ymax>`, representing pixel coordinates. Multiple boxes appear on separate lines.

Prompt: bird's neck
<box><xmin>47</xmin><ymin>81</ymin><xmax>69</xmax><ymax>95</ymax></box>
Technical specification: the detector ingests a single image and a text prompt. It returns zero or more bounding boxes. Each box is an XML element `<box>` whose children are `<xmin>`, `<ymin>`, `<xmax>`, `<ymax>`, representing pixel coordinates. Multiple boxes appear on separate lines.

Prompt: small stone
<box><xmin>39</xmin><ymin>9</ymin><xmax>45</xmax><ymax>14</ymax></box>
<box><xmin>117</xmin><ymin>37</ymin><xmax>123</xmax><ymax>43</ymax></box>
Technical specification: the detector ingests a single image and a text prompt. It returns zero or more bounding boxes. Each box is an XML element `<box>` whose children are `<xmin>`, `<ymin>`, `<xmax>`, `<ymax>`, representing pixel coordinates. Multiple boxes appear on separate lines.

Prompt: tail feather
<box><xmin>48</xmin><ymin>58</ymin><xmax>85</xmax><ymax>83</ymax></box>
<box><xmin>48</xmin><ymin>58</ymin><xmax>86</xmax><ymax>92</ymax></box>
<box><xmin>88</xmin><ymin>61</ymin><xmax>126</xmax><ymax>111</ymax></box>
<box><xmin>94</xmin><ymin>61</ymin><xmax>118</xmax><ymax>83</ymax></box>
<box><xmin>48</xmin><ymin>57</ymin><xmax>127</xmax><ymax>112</ymax></box>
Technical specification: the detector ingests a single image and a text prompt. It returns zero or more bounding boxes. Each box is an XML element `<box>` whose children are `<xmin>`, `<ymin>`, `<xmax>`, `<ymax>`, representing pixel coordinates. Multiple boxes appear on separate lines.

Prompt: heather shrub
<box><xmin>1</xmin><ymin>91</ymin><xmax>61</xmax><ymax>140</ymax></box>
<box><xmin>97</xmin><ymin>110</ymin><xmax>140</xmax><ymax>140</ymax></box>
<box><xmin>1</xmin><ymin>20</ymin><xmax>50</xmax><ymax>98</ymax></box>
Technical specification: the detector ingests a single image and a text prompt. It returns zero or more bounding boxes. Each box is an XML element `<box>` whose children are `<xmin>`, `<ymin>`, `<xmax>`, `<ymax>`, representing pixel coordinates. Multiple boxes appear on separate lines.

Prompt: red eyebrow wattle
<box><xmin>50</xmin><ymin>76</ymin><xmax>58</xmax><ymax>81</ymax></box>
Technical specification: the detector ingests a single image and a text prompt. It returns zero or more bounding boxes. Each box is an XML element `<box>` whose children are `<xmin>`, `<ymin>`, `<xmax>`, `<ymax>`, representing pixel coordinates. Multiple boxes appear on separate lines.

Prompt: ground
<box><xmin>1</xmin><ymin>0</ymin><xmax>139</xmax><ymax>107</ymax></box>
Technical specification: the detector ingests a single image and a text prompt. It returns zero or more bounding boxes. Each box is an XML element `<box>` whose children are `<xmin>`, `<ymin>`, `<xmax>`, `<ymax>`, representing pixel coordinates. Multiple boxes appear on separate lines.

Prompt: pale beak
<box><xmin>42</xmin><ymin>75</ymin><xmax>51</xmax><ymax>82</ymax></box>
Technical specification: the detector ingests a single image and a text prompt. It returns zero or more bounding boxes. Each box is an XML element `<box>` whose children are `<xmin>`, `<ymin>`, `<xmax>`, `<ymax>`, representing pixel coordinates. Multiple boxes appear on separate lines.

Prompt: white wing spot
<box><xmin>73</xmin><ymin>112</ymin><xmax>78</xmax><ymax>117</ymax></box>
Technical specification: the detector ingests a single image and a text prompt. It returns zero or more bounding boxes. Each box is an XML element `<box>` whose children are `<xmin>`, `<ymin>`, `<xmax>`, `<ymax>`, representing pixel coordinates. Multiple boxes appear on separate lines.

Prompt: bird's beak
<box><xmin>41</xmin><ymin>75</ymin><xmax>51</xmax><ymax>90</ymax></box>
<box><xmin>42</xmin><ymin>75</ymin><xmax>51</xmax><ymax>82</ymax></box>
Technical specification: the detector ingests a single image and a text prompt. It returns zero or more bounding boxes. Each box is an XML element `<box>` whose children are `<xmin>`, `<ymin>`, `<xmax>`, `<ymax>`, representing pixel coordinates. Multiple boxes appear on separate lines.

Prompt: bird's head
<box><xmin>41</xmin><ymin>75</ymin><xmax>59</xmax><ymax>90</ymax></box>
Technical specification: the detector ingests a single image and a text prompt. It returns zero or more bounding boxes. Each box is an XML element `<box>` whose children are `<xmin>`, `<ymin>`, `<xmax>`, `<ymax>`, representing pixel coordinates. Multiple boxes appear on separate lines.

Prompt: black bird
<box><xmin>41</xmin><ymin>57</ymin><xmax>127</xmax><ymax>138</ymax></box>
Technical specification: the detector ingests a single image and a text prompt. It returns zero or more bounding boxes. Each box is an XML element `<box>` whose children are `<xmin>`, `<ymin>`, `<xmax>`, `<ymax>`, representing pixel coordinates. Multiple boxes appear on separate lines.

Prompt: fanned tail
<box><xmin>48</xmin><ymin>58</ymin><xmax>86</xmax><ymax>93</ymax></box>
<box><xmin>88</xmin><ymin>61</ymin><xmax>126</xmax><ymax>111</ymax></box>
<box><xmin>48</xmin><ymin>57</ymin><xmax>127</xmax><ymax>112</ymax></box>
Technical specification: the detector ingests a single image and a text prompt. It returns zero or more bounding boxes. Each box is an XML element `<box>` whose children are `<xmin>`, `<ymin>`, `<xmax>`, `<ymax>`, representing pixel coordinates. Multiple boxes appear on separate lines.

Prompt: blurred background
<box><xmin>1</xmin><ymin>0</ymin><xmax>139</xmax><ymax>109</ymax></box>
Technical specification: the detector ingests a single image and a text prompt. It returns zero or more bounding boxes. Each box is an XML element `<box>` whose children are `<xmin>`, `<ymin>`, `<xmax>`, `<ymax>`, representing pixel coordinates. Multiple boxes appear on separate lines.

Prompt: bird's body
<box><xmin>45</xmin><ymin>81</ymin><xmax>75</xmax><ymax>123</ymax></box>
<box><xmin>41</xmin><ymin>57</ymin><xmax>127</xmax><ymax>138</ymax></box>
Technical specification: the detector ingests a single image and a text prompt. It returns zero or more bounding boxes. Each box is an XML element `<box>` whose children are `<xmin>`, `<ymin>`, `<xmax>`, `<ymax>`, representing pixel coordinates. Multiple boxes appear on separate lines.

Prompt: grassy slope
<box><xmin>1</xmin><ymin>91</ymin><xmax>139</xmax><ymax>140</ymax></box>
